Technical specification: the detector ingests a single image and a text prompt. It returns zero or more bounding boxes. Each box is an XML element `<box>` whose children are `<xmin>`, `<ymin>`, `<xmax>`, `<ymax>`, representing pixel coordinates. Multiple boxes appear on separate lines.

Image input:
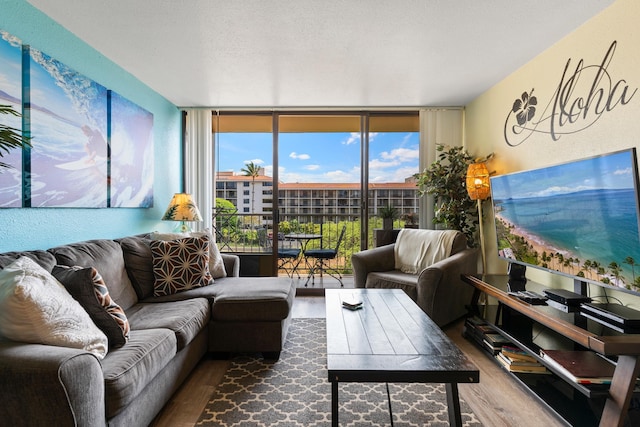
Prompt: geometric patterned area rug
<box><xmin>196</xmin><ymin>318</ymin><xmax>483</xmax><ymax>426</ymax></box>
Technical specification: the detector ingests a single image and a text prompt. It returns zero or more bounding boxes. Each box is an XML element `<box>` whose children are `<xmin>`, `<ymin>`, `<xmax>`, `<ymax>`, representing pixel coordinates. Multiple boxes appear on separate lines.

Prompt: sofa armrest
<box><xmin>221</xmin><ymin>253</ymin><xmax>240</xmax><ymax>277</ymax></box>
<box><xmin>416</xmin><ymin>247</ymin><xmax>478</xmax><ymax>326</ymax></box>
<box><xmin>0</xmin><ymin>342</ymin><xmax>105</xmax><ymax>427</ymax></box>
<box><xmin>351</xmin><ymin>244</ymin><xmax>396</xmax><ymax>288</ymax></box>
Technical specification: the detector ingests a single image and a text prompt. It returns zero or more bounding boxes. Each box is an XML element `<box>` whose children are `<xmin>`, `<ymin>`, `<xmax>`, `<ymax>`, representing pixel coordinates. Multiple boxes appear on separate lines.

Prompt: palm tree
<box><xmin>624</xmin><ymin>256</ymin><xmax>636</xmax><ymax>283</ymax></box>
<box><xmin>609</xmin><ymin>261</ymin><xmax>622</xmax><ymax>286</ymax></box>
<box><xmin>241</xmin><ymin>161</ymin><xmax>261</xmax><ymax>214</ymax></box>
<box><xmin>0</xmin><ymin>105</ymin><xmax>30</xmax><ymax>169</ymax></box>
<box><xmin>583</xmin><ymin>260</ymin><xmax>593</xmax><ymax>279</ymax></box>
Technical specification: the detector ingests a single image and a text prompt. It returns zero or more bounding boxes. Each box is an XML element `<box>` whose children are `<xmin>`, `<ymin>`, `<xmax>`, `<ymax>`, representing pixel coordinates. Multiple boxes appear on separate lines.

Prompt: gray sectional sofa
<box><xmin>0</xmin><ymin>234</ymin><xmax>296</xmax><ymax>427</ymax></box>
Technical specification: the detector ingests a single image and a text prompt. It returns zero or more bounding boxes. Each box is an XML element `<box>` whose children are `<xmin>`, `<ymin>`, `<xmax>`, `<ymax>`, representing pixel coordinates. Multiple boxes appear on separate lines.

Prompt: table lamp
<box><xmin>161</xmin><ymin>193</ymin><xmax>203</xmax><ymax>233</ymax></box>
<box><xmin>466</xmin><ymin>162</ymin><xmax>490</xmax><ymax>273</ymax></box>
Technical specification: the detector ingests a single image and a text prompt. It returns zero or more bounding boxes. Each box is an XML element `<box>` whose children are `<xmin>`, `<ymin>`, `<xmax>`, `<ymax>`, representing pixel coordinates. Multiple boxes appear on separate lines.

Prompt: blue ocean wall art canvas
<box><xmin>0</xmin><ymin>29</ymin><xmax>155</xmax><ymax>209</ymax></box>
<box><xmin>0</xmin><ymin>31</ymin><xmax>23</xmax><ymax>208</ymax></box>
<box><xmin>28</xmin><ymin>45</ymin><xmax>108</xmax><ymax>207</ymax></box>
<box><xmin>109</xmin><ymin>90</ymin><xmax>154</xmax><ymax>208</ymax></box>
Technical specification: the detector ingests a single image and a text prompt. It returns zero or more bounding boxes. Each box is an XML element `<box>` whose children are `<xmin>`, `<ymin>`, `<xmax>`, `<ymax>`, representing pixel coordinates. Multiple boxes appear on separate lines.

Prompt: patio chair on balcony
<box><xmin>304</xmin><ymin>225</ymin><xmax>346</xmax><ymax>287</ymax></box>
<box><xmin>278</xmin><ymin>247</ymin><xmax>301</xmax><ymax>279</ymax></box>
<box><xmin>258</xmin><ymin>227</ymin><xmax>301</xmax><ymax>278</ymax></box>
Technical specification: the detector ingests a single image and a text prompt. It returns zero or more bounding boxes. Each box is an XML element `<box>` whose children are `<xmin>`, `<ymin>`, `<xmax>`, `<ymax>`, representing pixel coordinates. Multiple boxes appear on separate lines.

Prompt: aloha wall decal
<box><xmin>503</xmin><ymin>41</ymin><xmax>637</xmax><ymax>146</ymax></box>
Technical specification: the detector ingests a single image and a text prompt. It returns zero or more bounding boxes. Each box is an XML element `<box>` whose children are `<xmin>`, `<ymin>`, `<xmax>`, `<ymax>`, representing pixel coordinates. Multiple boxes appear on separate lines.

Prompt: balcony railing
<box><xmin>212</xmin><ymin>211</ymin><xmax>410</xmax><ymax>276</ymax></box>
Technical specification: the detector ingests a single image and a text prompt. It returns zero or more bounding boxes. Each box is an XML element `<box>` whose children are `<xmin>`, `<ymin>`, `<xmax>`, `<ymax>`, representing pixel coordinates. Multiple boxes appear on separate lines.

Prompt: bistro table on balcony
<box><xmin>284</xmin><ymin>233</ymin><xmax>322</xmax><ymax>277</ymax></box>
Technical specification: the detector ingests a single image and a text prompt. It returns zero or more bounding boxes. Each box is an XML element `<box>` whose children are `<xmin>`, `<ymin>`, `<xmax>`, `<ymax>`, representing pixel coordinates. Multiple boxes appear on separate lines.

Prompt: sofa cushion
<box><xmin>365</xmin><ymin>270</ymin><xmax>418</xmax><ymax>301</ymax></box>
<box><xmin>149</xmin><ymin>236</ymin><xmax>213</xmax><ymax>296</ymax></box>
<box><xmin>125</xmin><ymin>298</ymin><xmax>210</xmax><ymax>350</ymax></box>
<box><xmin>0</xmin><ymin>257</ymin><xmax>108</xmax><ymax>358</ymax></box>
<box><xmin>119</xmin><ymin>236</ymin><xmax>155</xmax><ymax>300</ymax></box>
<box><xmin>53</xmin><ymin>265</ymin><xmax>130</xmax><ymax>348</ymax></box>
<box><xmin>101</xmin><ymin>328</ymin><xmax>176</xmax><ymax>418</ymax></box>
<box><xmin>150</xmin><ymin>230</ymin><xmax>226</xmax><ymax>278</ymax></box>
<box><xmin>49</xmin><ymin>239</ymin><xmax>139</xmax><ymax>311</ymax></box>
<box><xmin>211</xmin><ymin>278</ymin><xmax>295</xmax><ymax>322</ymax></box>
<box><xmin>0</xmin><ymin>250</ymin><xmax>56</xmax><ymax>272</ymax></box>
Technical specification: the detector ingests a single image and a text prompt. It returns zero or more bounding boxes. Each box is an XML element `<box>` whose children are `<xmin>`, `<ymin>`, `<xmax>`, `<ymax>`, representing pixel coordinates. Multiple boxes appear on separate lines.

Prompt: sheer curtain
<box><xmin>183</xmin><ymin>109</ymin><xmax>213</xmax><ymax>231</ymax></box>
<box><xmin>419</xmin><ymin>108</ymin><xmax>464</xmax><ymax>229</ymax></box>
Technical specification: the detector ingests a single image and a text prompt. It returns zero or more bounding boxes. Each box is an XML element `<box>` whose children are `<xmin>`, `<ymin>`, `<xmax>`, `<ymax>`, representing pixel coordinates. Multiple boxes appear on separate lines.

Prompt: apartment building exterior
<box><xmin>215</xmin><ymin>169</ymin><xmax>419</xmax><ymax>223</ymax></box>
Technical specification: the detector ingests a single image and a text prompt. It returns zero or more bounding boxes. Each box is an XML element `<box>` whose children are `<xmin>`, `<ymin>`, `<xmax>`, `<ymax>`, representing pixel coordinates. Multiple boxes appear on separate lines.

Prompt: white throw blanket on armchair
<box><xmin>394</xmin><ymin>229</ymin><xmax>459</xmax><ymax>274</ymax></box>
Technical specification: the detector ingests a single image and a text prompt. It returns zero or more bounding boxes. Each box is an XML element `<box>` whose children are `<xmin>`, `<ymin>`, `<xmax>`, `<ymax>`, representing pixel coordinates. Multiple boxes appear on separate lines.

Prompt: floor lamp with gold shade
<box><xmin>466</xmin><ymin>163</ymin><xmax>491</xmax><ymax>273</ymax></box>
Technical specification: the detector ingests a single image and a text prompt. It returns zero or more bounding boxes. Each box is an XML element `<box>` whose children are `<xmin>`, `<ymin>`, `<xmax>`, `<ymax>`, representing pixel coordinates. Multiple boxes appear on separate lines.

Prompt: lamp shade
<box><xmin>466</xmin><ymin>163</ymin><xmax>490</xmax><ymax>201</ymax></box>
<box><xmin>162</xmin><ymin>193</ymin><xmax>203</xmax><ymax>222</ymax></box>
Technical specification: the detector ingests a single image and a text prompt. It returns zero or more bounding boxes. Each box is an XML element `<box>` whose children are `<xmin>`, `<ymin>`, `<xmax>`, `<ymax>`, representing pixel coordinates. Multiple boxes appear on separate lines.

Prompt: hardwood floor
<box><xmin>151</xmin><ymin>291</ymin><xmax>565</xmax><ymax>427</ymax></box>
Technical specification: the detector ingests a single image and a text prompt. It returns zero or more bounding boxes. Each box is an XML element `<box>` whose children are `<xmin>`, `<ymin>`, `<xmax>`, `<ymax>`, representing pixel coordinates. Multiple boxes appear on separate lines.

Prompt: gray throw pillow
<box><xmin>53</xmin><ymin>265</ymin><xmax>130</xmax><ymax>348</ymax></box>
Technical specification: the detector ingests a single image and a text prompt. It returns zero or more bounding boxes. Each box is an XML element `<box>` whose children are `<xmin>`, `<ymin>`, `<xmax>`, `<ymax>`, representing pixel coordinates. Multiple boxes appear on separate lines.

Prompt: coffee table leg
<box><xmin>445</xmin><ymin>383</ymin><xmax>462</xmax><ymax>427</ymax></box>
<box><xmin>332</xmin><ymin>381</ymin><xmax>338</xmax><ymax>427</ymax></box>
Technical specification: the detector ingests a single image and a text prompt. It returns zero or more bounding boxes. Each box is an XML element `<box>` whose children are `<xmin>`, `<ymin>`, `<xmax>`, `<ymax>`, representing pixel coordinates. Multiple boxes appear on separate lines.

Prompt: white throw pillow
<box><xmin>0</xmin><ymin>257</ymin><xmax>108</xmax><ymax>359</ymax></box>
<box><xmin>151</xmin><ymin>229</ymin><xmax>227</xmax><ymax>278</ymax></box>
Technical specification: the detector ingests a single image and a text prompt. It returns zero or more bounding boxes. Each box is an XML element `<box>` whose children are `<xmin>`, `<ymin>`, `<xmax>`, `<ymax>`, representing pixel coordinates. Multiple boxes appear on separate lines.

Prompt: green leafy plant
<box><xmin>414</xmin><ymin>144</ymin><xmax>478</xmax><ymax>247</ymax></box>
<box><xmin>378</xmin><ymin>204</ymin><xmax>398</xmax><ymax>230</ymax></box>
<box><xmin>0</xmin><ymin>105</ymin><xmax>30</xmax><ymax>169</ymax></box>
<box><xmin>379</xmin><ymin>204</ymin><xmax>398</xmax><ymax>219</ymax></box>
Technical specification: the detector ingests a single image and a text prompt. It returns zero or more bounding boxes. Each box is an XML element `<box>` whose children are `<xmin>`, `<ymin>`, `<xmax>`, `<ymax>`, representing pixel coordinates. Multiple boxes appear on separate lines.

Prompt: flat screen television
<box><xmin>490</xmin><ymin>148</ymin><xmax>640</xmax><ymax>297</ymax></box>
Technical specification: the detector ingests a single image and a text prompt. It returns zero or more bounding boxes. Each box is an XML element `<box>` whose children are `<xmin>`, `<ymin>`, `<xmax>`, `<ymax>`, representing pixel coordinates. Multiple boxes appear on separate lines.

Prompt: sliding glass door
<box><xmin>213</xmin><ymin>111</ymin><xmax>418</xmax><ymax>276</ymax></box>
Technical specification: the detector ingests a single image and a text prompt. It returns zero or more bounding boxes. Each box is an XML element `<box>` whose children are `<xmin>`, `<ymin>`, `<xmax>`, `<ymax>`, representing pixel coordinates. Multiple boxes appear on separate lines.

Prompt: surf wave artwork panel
<box><xmin>0</xmin><ymin>31</ymin><xmax>23</xmax><ymax>208</ymax></box>
<box><xmin>109</xmin><ymin>91</ymin><xmax>153</xmax><ymax>208</ymax></box>
<box><xmin>28</xmin><ymin>46</ymin><xmax>108</xmax><ymax>207</ymax></box>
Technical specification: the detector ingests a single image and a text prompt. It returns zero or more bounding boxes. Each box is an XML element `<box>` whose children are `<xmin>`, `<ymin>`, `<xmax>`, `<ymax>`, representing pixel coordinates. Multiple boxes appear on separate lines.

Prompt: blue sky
<box><xmin>218</xmin><ymin>131</ymin><xmax>419</xmax><ymax>183</ymax></box>
<box><xmin>491</xmin><ymin>150</ymin><xmax>637</xmax><ymax>200</ymax></box>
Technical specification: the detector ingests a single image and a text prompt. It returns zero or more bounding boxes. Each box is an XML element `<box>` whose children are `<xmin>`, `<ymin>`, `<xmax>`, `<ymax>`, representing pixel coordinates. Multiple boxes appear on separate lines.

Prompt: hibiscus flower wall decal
<box><xmin>512</xmin><ymin>89</ymin><xmax>537</xmax><ymax>126</ymax></box>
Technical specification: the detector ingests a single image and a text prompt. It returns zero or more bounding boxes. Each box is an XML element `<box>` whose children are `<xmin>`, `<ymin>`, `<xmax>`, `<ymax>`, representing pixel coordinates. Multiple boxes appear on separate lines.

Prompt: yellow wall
<box><xmin>465</xmin><ymin>0</ymin><xmax>640</xmax><ymax>307</ymax></box>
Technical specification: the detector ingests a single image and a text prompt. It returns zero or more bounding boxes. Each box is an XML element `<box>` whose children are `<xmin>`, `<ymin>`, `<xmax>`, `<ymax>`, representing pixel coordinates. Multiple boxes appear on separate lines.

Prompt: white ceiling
<box><xmin>27</xmin><ymin>0</ymin><xmax>615</xmax><ymax>108</ymax></box>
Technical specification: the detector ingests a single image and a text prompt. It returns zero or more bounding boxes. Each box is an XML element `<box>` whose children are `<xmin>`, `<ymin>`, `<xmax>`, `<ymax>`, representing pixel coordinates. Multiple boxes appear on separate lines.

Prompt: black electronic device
<box><xmin>508</xmin><ymin>290</ymin><xmax>547</xmax><ymax>305</ymax></box>
<box><xmin>580</xmin><ymin>303</ymin><xmax>640</xmax><ymax>328</ymax></box>
<box><xmin>507</xmin><ymin>263</ymin><xmax>527</xmax><ymax>292</ymax></box>
<box><xmin>543</xmin><ymin>289</ymin><xmax>591</xmax><ymax>306</ymax></box>
<box><xmin>508</xmin><ymin>263</ymin><xmax>527</xmax><ymax>283</ymax></box>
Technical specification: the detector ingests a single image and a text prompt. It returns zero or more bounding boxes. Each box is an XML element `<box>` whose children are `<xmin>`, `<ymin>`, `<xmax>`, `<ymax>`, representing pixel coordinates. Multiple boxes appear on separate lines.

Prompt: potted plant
<box><xmin>379</xmin><ymin>204</ymin><xmax>398</xmax><ymax>230</ymax></box>
<box><xmin>414</xmin><ymin>144</ymin><xmax>478</xmax><ymax>247</ymax></box>
<box><xmin>0</xmin><ymin>105</ymin><xmax>30</xmax><ymax>169</ymax></box>
<box><xmin>402</xmin><ymin>212</ymin><xmax>419</xmax><ymax>228</ymax></box>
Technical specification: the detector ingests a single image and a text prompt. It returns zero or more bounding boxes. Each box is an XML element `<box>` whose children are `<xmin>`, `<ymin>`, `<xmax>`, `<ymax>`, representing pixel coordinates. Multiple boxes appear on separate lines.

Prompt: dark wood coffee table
<box><xmin>325</xmin><ymin>288</ymin><xmax>479</xmax><ymax>426</ymax></box>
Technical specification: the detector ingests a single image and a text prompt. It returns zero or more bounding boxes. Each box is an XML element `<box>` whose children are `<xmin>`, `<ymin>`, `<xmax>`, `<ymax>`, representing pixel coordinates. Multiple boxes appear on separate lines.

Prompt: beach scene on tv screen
<box><xmin>491</xmin><ymin>150</ymin><xmax>640</xmax><ymax>293</ymax></box>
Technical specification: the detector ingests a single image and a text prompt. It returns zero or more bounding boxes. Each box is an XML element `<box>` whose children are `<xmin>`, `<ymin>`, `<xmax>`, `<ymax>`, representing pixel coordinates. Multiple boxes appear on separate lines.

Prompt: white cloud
<box><xmin>243</xmin><ymin>158</ymin><xmax>264</xmax><ymax>165</ymax></box>
<box><xmin>305</xmin><ymin>164</ymin><xmax>320</xmax><ymax>171</ymax></box>
<box><xmin>290</xmin><ymin>152</ymin><xmax>310</xmax><ymax>160</ymax></box>
<box><xmin>369</xmin><ymin>158</ymin><xmax>400</xmax><ymax>170</ymax></box>
<box><xmin>342</xmin><ymin>132</ymin><xmax>378</xmax><ymax>145</ymax></box>
<box><xmin>380</xmin><ymin>147</ymin><xmax>419</xmax><ymax>162</ymax></box>
<box><xmin>614</xmin><ymin>167</ymin><xmax>632</xmax><ymax>176</ymax></box>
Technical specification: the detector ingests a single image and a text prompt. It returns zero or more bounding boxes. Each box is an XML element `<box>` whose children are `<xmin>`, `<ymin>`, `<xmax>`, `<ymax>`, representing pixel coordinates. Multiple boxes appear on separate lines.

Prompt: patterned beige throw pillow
<box><xmin>150</xmin><ymin>230</ymin><xmax>226</xmax><ymax>278</ymax></box>
<box><xmin>0</xmin><ymin>257</ymin><xmax>108</xmax><ymax>358</ymax></box>
<box><xmin>149</xmin><ymin>235</ymin><xmax>213</xmax><ymax>296</ymax></box>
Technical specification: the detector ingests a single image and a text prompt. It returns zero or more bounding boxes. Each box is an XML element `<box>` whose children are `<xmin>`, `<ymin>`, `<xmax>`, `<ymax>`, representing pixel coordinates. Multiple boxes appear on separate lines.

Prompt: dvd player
<box><xmin>543</xmin><ymin>288</ymin><xmax>591</xmax><ymax>306</ymax></box>
<box><xmin>580</xmin><ymin>303</ymin><xmax>640</xmax><ymax>328</ymax></box>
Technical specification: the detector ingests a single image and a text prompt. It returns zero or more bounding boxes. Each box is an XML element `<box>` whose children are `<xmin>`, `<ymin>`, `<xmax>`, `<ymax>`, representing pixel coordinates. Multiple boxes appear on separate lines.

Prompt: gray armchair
<box><xmin>351</xmin><ymin>229</ymin><xmax>478</xmax><ymax>327</ymax></box>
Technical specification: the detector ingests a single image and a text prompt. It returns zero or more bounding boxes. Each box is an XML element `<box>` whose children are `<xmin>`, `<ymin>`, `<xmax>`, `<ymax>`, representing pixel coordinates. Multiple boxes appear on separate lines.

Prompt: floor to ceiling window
<box><xmin>213</xmin><ymin>111</ymin><xmax>419</xmax><ymax>275</ymax></box>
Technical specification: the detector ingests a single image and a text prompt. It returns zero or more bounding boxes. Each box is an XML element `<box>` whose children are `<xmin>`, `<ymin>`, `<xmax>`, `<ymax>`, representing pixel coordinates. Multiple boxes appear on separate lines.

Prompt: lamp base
<box><xmin>174</xmin><ymin>221</ymin><xmax>192</xmax><ymax>233</ymax></box>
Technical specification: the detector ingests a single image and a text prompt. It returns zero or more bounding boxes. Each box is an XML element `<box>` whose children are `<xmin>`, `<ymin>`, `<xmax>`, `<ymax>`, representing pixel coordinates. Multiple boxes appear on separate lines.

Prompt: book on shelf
<box><xmin>463</xmin><ymin>316</ymin><xmax>512</xmax><ymax>354</ymax></box>
<box><xmin>501</xmin><ymin>345</ymin><xmax>539</xmax><ymax>364</ymax></box>
<box><xmin>540</xmin><ymin>349</ymin><xmax>615</xmax><ymax>385</ymax></box>
<box><xmin>496</xmin><ymin>352</ymin><xmax>548</xmax><ymax>373</ymax></box>
<box><xmin>482</xmin><ymin>333</ymin><xmax>512</xmax><ymax>354</ymax></box>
